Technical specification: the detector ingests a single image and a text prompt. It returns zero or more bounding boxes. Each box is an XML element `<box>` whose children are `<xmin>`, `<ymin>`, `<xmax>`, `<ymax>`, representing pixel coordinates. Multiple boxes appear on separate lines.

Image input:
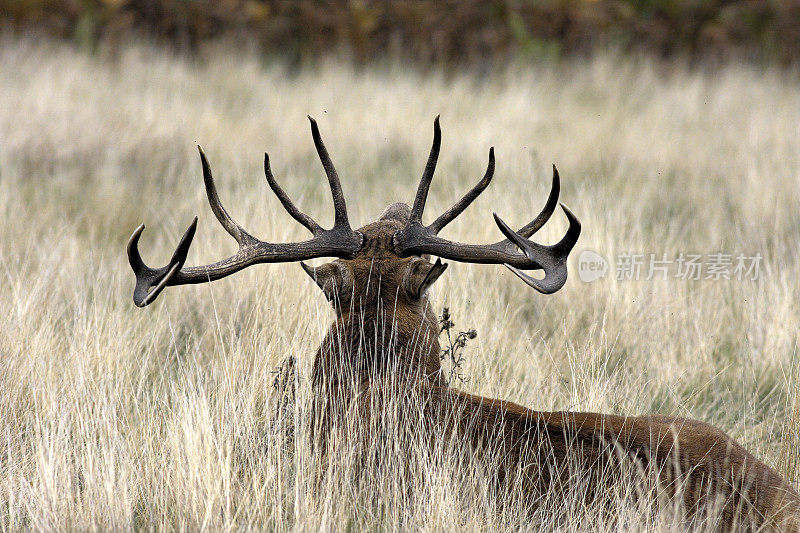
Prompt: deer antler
<box><xmin>126</xmin><ymin>117</ymin><xmax>362</xmax><ymax>307</ymax></box>
<box><xmin>393</xmin><ymin>116</ymin><xmax>581</xmax><ymax>294</ymax></box>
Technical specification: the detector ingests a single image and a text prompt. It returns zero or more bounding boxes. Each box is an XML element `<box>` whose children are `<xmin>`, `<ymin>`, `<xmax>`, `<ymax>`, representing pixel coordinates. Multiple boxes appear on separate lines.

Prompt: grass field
<box><xmin>1</xmin><ymin>37</ymin><xmax>799</xmax><ymax>531</ymax></box>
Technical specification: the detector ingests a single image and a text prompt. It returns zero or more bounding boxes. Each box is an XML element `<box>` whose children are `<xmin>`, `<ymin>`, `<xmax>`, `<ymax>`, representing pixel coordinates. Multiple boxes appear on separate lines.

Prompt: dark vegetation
<box><xmin>439</xmin><ymin>307</ymin><xmax>476</xmax><ymax>385</ymax></box>
<box><xmin>4</xmin><ymin>0</ymin><xmax>800</xmax><ymax>66</ymax></box>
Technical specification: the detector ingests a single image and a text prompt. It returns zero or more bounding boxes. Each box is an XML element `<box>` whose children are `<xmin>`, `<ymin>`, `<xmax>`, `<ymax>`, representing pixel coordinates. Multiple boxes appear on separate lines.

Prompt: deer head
<box><xmin>127</xmin><ymin>117</ymin><xmax>580</xmax><ymax>383</ymax></box>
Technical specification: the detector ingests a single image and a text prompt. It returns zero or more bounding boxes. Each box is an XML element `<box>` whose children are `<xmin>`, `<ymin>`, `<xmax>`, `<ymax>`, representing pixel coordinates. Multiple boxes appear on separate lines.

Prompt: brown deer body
<box><xmin>127</xmin><ymin>118</ymin><xmax>800</xmax><ymax>530</ymax></box>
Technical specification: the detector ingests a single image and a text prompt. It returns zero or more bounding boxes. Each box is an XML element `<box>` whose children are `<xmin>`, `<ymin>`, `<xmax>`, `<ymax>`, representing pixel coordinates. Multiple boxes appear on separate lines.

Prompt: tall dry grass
<box><xmin>0</xmin><ymin>37</ymin><xmax>798</xmax><ymax>531</ymax></box>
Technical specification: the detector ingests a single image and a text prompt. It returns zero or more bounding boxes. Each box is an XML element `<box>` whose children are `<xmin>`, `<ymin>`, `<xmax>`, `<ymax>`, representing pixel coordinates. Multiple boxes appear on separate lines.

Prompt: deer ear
<box><xmin>301</xmin><ymin>261</ymin><xmax>352</xmax><ymax>303</ymax></box>
<box><xmin>404</xmin><ymin>258</ymin><xmax>448</xmax><ymax>300</ymax></box>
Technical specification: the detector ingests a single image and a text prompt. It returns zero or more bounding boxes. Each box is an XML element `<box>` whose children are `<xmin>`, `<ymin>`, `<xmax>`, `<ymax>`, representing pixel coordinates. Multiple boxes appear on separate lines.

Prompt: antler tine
<box><xmin>127</xmin><ymin>217</ymin><xmax>198</xmax><ymax>307</ymax></box>
<box><xmin>410</xmin><ymin>115</ymin><xmax>441</xmax><ymax>223</ymax></box>
<box><xmin>515</xmin><ymin>164</ymin><xmax>560</xmax><ymax>239</ymax></box>
<box><xmin>199</xmin><ymin>146</ymin><xmax>257</xmax><ymax>246</ymax></box>
<box><xmin>550</xmin><ymin>203</ymin><xmax>582</xmax><ymax>255</ymax></box>
<box><xmin>494</xmin><ymin>205</ymin><xmax>581</xmax><ymax>293</ymax></box>
<box><xmin>308</xmin><ymin>116</ymin><xmax>351</xmax><ymax>231</ymax></box>
<box><xmin>264</xmin><ymin>153</ymin><xmax>323</xmax><ymax>236</ymax></box>
<box><xmin>429</xmin><ymin>147</ymin><xmax>494</xmax><ymax>234</ymax></box>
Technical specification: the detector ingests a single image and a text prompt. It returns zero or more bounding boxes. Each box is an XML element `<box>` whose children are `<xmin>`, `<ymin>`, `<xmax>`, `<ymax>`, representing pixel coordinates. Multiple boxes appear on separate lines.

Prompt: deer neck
<box><xmin>312</xmin><ymin>292</ymin><xmax>444</xmax><ymax>392</ymax></box>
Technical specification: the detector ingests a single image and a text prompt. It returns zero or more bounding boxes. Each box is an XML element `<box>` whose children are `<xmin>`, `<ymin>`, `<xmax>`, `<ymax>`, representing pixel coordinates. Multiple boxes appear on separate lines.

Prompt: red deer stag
<box><xmin>127</xmin><ymin>117</ymin><xmax>800</xmax><ymax>530</ymax></box>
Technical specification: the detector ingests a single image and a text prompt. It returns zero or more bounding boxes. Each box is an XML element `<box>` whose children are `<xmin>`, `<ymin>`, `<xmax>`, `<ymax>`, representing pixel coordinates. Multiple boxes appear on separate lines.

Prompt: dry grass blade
<box><xmin>0</xmin><ymin>36</ymin><xmax>798</xmax><ymax>531</ymax></box>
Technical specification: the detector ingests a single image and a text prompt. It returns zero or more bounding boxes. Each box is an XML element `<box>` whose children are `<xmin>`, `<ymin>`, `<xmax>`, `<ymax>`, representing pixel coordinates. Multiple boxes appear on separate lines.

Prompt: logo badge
<box><xmin>578</xmin><ymin>250</ymin><xmax>608</xmax><ymax>283</ymax></box>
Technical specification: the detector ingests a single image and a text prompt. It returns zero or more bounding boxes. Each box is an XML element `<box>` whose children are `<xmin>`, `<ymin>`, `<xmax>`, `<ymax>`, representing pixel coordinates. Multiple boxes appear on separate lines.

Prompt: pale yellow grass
<box><xmin>0</xmin><ymin>37</ymin><xmax>799</xmax><ymax>531</ymax></box>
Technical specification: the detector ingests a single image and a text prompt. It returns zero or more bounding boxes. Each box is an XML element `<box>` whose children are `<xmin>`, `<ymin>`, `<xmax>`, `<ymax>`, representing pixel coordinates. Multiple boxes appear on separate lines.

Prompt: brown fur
<box><xmin>307</xmin><ymin>203</ymin><xmax>800</xmax><ymax>531</ymax></box>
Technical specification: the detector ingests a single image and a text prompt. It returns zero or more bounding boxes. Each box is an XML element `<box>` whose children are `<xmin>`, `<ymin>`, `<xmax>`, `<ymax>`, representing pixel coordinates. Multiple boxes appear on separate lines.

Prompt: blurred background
<box><xmin>2</xmin><ymin>2</ymin><xmax>800</xmax><ymax>531</ymax></box>
<box><xmin>4</xmin><ymin>0</ymin><xmax>800</xmax><ymax>66</ymax></box>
